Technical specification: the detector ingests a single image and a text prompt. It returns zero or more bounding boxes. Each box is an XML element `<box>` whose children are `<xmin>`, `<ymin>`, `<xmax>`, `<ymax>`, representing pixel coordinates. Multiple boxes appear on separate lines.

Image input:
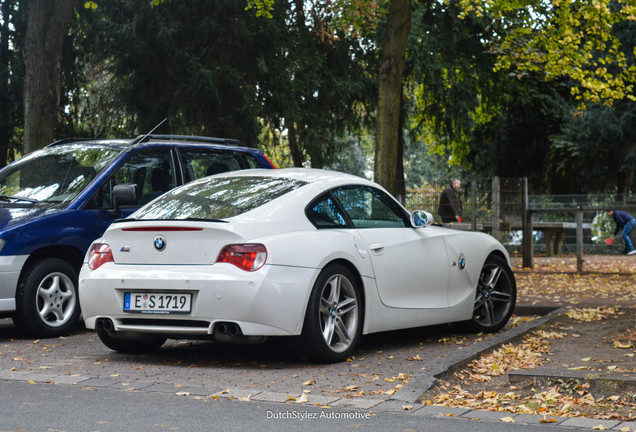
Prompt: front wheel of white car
<box><xmin>465</xmin><ymin>254</ymin><xmax>516</xmax><ymax>333</ymax></box>
<box><xmin>97</xmin><ymin>328</ymin><xmax>166</xmax><ymax>354</ymax></box>
<box><xmin>301</xmin><ymin>263</ymin><xmax>362</xmax><ymax>363</ymax></box>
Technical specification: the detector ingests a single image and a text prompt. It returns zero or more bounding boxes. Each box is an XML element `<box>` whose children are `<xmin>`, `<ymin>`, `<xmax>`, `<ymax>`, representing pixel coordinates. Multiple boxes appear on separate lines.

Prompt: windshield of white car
<box><xmin>134</xmin><ymin>176</ymin><xmax>307</xmax><ymax>220</ymax></box>
<box><xmin>0</xmin><ymin>145</ymin><xmax>120</xmax><ymax>205</ymax></box>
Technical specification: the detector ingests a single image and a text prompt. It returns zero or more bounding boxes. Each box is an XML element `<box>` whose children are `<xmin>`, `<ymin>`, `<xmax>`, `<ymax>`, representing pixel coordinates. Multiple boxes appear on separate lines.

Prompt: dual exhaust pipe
<box><xmin>214</xmin><ymin>321</ymin><xmax>266</xmax><ymax>344</ymax></box>
<box><xmin>213</xmin><ymin>321</ymin><xmax>240</xmax><ymax>337</ymax></box>
<box><xmin>95</xmin><ymin>318</ymin><xmax>114</xmax><ymax>331</ymax></box>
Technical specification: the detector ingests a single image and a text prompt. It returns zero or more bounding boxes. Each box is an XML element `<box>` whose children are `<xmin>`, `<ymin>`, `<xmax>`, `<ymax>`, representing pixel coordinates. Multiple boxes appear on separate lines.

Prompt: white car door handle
<box><xmin>369</xmin><ymin>243</ymin><xmax>384</xmax><ymax>252</ymax></box>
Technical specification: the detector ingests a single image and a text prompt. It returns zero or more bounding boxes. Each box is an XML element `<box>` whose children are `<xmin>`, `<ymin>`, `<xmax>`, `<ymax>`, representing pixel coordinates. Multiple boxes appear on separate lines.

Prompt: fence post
<box><xmin>576</xmin><ymin>208</ymin><xmax>584</xmax><ymax>273</ymax></box>
<box><xmin>471</xmin><ymin>178</ymin><xmax>477</xmax><ymax>231</ymax></box>
<box><xmin>492</xmin><ymin>176</ymin><xmax>500</xmax><ymax>241</ymax></box>
<box><xmin>521</xmin><ymin>178</ymin><xmax>533</xmax><ymax>268</ymax></box>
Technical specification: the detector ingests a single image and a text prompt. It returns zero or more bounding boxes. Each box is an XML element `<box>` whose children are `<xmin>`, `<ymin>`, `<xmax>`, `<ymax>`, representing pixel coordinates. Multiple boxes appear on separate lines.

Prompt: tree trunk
<box><xmin>374</xmin><ymin>0</ymin><xmax>411</xmax><ymax>198</ymax></box>
<box><xmin>287</xmin><ymin>124</ymin><xmax>304</xmax><ymax>167</ymax></box>
<box><xmin>0</xmin><ymin>0</ymin><xmax>14</xmax><ymax>167</ymax></box>
<box><xmin>23</xmin><ymin>0</ymin><xmax>74</xmax><ymax>154</ymax></box>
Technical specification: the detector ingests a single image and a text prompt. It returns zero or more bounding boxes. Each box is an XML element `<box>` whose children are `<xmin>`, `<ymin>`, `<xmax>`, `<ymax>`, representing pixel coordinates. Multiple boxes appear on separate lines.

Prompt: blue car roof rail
<box><xmin>130</xmin><ymin>134</ymin><xmax>243</xmax><ymax>147</ymax></box>
<box><xmin>45</xmin><ymin>138</ymin><xmax>103</xmax><ymax>148</ymax></box>
<box><xmin>45</xmin><ymin>135</ymin><xmax>248</xmax><ymax>151</ymax></box>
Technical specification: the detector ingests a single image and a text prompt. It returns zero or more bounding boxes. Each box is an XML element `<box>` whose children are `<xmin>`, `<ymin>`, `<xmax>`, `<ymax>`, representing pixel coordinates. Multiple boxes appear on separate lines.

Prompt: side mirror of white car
<box><xmin>411</xmin><ymin>210</ymin><xmax>433</xmax><ymax>228</ymax></box>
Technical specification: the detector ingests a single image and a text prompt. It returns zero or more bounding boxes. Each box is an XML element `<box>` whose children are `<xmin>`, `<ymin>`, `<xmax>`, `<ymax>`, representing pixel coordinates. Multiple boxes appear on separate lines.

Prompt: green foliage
<box><xmin>68</xmin><ymin>1</ymin><xmax>272</xmax><ymax>141</ymax></box>
<box><xmin>63</xmin><ymin>0</ymin><xmax>373</xmax><ymax>170</ymax></box>
<box><xmin>407</xmin><ymin>0</ymin><xmax>510</xmax><ymax>168</ymax></box>
<box><xmin>324</xmin><ymin>0</ymin><xmax>389</xmax><ymax>36</ymax></box>
<box><xmin>246</xmin><ymin>0</ymin><xmax>388</xmax><ymax>34</ymax></box>
<box><xmin>550</xmin><ymin>99</ymin><xmax>636</xmax><ymax>193</ymax></box>
<box><xmin>245</xmin><ymin>0</ymin><xmax>275</xmax><ymax>19</ymax></box>
<box><xmin>460</xmin><ymin>0</ymin><xmax>636</xmax><ymax>107</ymax></box>
<box><xmin>7</xmin><ymin>0</ymin><xmax>634</xmax><ymax>198</ymax></box>
<box><xmin>407</xmin><ymin>0</ymin><xmax>635</xmax><ymax>195</ymax></box>
<box><xmin>251</xmin><ymin>2</ymin><xmax>376</xmax><ymax>167</ymax></box>
<box><xmin>324</xmin><ymin>132</ymin><xmax>375</xmax><ymax>178</ymax></box>
<box><xmin>592</xmin><ymin>211</ymin><xmax>615</xmax><ymax>243</ymax></box>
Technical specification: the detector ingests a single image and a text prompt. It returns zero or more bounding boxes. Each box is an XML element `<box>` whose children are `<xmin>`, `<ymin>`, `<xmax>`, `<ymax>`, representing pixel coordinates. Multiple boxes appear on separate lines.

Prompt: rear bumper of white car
<box><xmin>79</xmin><ymin>263</ymin><xmax>319</xmax><ymax>337</ymax></box>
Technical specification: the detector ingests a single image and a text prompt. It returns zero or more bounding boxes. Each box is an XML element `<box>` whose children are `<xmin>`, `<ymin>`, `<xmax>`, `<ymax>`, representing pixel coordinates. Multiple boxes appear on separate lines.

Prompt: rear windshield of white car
<box><xmin>133</xmin><ymin>176</ymin><xmax>307</xmax><ymax>220</ymax></box>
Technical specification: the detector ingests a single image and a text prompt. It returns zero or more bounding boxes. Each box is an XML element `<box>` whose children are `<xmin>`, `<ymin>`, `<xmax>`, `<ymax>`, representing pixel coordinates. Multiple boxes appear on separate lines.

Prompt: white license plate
<box><xmin>123</xmin><ymin>292</ymin><xmax>192</xmax><ymax>314</ymax></box>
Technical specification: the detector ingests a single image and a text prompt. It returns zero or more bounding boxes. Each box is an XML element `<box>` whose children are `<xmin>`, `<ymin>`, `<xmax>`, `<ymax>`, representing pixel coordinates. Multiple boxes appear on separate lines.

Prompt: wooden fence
<box><xmin>406</xmin><ymin>177</ymin><xmax>635</xmax><ymax>273</ymax></box>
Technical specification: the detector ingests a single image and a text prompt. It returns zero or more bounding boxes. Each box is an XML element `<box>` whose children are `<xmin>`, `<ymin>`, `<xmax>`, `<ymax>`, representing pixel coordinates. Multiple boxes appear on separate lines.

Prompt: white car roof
<box><xmin>220</xmin><ymin>167</ymin><xmax>378</xmax><ymax>191</ymax></box>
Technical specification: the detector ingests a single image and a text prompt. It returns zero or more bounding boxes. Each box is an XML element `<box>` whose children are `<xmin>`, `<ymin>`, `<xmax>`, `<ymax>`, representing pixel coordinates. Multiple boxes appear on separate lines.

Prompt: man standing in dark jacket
<box><xmin>438</xmin><ymin>179</ymin><xmax>463</xmax><ymax>223</ymax></box>
<box><xmin>608</xmin><ymin>210</ymin><xmax>636</xmax><ymax>255</ymax></box>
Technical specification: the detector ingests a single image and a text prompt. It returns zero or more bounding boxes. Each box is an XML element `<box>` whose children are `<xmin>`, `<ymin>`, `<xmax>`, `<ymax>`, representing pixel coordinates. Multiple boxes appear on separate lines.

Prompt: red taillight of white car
<box><xmin>87</xmin><ymin>243</ymin><xmax>114</xmax><ymax>270</ymax></box>
<box><xmin>216</xmin><ymin>244</ymin><xmax>267</xmax><ymax>271</ymax></box>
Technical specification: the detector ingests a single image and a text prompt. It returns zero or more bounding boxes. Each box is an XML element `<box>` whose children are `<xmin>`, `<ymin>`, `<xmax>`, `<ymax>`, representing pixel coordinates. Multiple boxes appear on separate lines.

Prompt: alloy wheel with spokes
<box><xmin>13</xmin><ymin>258</ymin><xmax>81</xmax><ymax>338</ymax></box>
<box><xmin>467</xmin><ymin>254</ymin><xmax>516</xmax><ymax>332</ymax></box>
<box><xmin>319</xmin><ymin>273</ymin><xmax>359</xmax><ymax>353</ymax></box>
<box><xmin>36</xmin><ymin>272</ymin><xmax>76</xmax><ymax>327</ymax></box>
<box><xmin>302</xmin><ymin>263</ymin><xmax>363</xmax><ymax>363</ymax></box>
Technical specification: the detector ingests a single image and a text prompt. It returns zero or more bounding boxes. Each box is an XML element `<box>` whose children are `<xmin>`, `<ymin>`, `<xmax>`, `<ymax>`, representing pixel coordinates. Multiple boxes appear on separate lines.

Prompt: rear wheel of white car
<box><xmin>97</xmin><ymin>329</ymin><xmax>166</xmax><ymax>354</ymax></box>
<box><xmin>13</xmin><ymin>258</ymin><xmax>80</xmax><ymax>338</ymax></box>
<box><xmin>302</xmin><ymin>263</ymin><xmax>362</xmax><ymax>363</ymax></box>
<box><xmin>466</xmin><ymin>254</ymin><xmax>516</xmax><ymax>333</ymax></box>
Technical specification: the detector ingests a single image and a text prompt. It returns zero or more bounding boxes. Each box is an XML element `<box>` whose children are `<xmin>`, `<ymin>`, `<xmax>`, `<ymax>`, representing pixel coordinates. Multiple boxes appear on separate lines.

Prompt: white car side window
<box><xmin>333</xmin><ymin>186</ymin><xmax>407</xmax><ymax>229</ymax></box>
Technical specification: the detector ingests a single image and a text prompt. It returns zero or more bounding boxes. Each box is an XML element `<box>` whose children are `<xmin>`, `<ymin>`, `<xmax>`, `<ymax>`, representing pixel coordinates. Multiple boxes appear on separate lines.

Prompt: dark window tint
<box><xmin>243</xmin><ymin>154</ymin><xmax>264</xmax><ymax>168</ymax></box>
<box><xmin>178</xmin><ymin>148</ymin><xmax>243</xmax><ymax>182</ymax></box>
<box><xmin>92</xmin><ymin>148</ymin><xmax>176</xmax><ymax>209</ymax></box>
<box><xmin>333</xmin><ymin>186</ymin><xmax>407</xmax><ymax>228</ymax></box>
<box><xmin>306</xmin><ymin>195</ymin><xmax>348</xmax><ymax>228</ymax></box>
<box><xmin>134</xmin><ymin>176</ymin><xmax>306</xmax><ymax>220</ymax></box>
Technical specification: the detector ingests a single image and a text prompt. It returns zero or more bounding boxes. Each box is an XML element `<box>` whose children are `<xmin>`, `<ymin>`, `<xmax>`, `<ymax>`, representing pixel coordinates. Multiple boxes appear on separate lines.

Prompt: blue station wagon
<box><xmin>0</xmin><ymin>134</ymin><xmax>275</xmax><ymax>337</ymax></box>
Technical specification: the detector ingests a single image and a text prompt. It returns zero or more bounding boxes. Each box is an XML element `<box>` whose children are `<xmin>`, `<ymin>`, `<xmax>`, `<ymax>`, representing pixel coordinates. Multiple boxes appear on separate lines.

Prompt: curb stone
<box><xmin>391</xmin><ymin>306</ymin><xmax>568</xmax><ymax>403</ymax></box>
<box><xmin>509</xmin><ymin>369</ymin><xmax>636</xmax><ymax>386</ymax></box>
<box><xmin>460</xmin><ymin>409</ymin><xmax>516</xmax><ymax>421</ymax></box>
<box><xmin>414</xmin><ymin>405</ymin><xmax>471</xmax><ymax>417</ymax></box>
<box><xmin>511</xmin><ymin>413</ymin><xmax>568</xmax><ymax>426</ymax></box>
<box><xmin>329</xmin><ymin>398</ymin><xmax>382</xmax><ymax>409</ymax></box>
<box><xmin>560</xmin><ymin>417</ymin><xmax>621</xmax><ymax>429</ymax></box>
<box><xmin>372</xmin><ymin>400</ymin><xmax>422</xmax><ymax>413</ymax></box>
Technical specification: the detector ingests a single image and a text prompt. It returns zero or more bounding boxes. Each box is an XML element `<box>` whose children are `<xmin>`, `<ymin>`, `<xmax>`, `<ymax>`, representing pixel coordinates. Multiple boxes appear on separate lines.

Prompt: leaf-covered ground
<box><xmin>513</xmin><ymin>256</ymin><xmax>636</xmax><ymax>307</ymax></box>
<box><xmin>423</xmin><ymin>256</ymin><xmax>636</xmax><ymax>423</ymax></box>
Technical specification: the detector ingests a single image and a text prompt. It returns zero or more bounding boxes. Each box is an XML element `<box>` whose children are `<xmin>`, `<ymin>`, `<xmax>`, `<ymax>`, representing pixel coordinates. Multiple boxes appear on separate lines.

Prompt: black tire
<box><xmin>97</xmin><ymin>328</ymin><xmax>166</xmax><ymax>354</ymax></box>
<box><xmin>464</xmin><ymin>254</ymin><xmax>516</xmax><ymax>333</ymax></box>
<box><xmin>13</xmin><ymin>258</ymin><xmax>81</xmax><ymax>338</ymax></box>
<box><xmin>301</xmin><ymin>263</ymin><xmax>362</xmax><ymax>363</ymax></box>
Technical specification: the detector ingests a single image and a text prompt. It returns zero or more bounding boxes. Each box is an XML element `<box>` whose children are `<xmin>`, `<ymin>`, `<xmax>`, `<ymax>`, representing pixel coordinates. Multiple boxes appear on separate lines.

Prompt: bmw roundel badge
<box><xmin>154</xmin><ymin>235</ymin><xmax>166</xmax><ymax>251</ymax></box>
<box><xmin>458</xmin><ymin>254</ymin><xmax>466</xmax><ymax>270</ymax></box>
